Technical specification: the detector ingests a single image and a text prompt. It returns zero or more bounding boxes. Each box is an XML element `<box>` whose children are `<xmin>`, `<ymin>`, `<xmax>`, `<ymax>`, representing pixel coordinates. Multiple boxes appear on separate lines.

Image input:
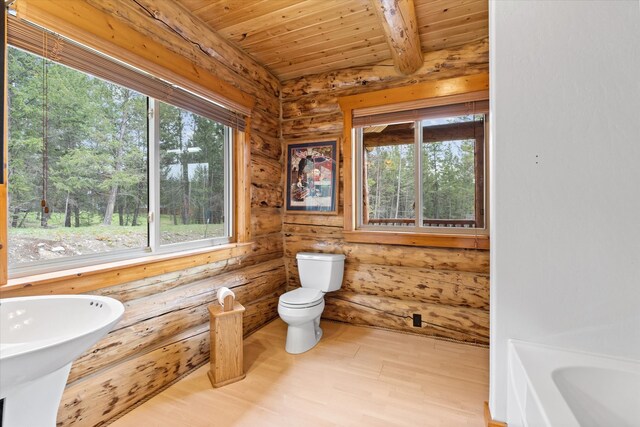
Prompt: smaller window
<box><xmin>339</xmin><ymin>74</ymin><xmax>490</xmax><ymax>249</ymax></box>
<box><xmin>354</xmin><ymin>101</ymin><xmax>488</xmax><ymax>235</ymax></box>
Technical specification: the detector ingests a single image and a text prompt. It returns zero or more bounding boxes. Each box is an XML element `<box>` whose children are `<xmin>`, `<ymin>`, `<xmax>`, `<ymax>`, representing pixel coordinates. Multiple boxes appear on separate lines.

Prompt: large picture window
<box><xmin>355</xmin><ymin>104</ymin><xmax>487</xmax><ymax>233</ymax></box>
<box><xmin>6</xmin><ymin>18</ymin><xmax>240</xmax><ymax>277</ymax></box>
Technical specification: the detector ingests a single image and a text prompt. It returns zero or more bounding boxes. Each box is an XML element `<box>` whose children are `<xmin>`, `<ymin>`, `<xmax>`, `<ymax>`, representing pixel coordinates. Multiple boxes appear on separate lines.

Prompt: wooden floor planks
<box><xmin>110</xmin><ymin>320</ymin><xmax>488</xmax><ymax>427</ymax></box>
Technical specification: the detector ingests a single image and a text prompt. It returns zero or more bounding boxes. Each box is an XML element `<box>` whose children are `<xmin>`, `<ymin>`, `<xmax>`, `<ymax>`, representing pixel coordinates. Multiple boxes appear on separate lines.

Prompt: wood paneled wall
<box><xmin>57</xmin><ymin>242</ymin><xmax>285</xmax><ymax>427</ymax></box>
<box><xmin>281</xmin><ymin>38</ymin><xmax>490</xmax><ymax>345</ymax></box>
<box><xmin>5</xmin><ymin>4</ymin><xmax>490</xmax><ymax>422</ymax></box>
<box><xmin>4</xmin><ymin>2</ymin><xmax>283</xmax><ymax>426</ymax></box>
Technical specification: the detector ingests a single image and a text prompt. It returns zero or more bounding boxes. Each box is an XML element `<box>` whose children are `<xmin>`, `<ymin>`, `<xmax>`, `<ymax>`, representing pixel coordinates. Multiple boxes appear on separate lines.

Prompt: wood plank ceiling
<box><xmin>176</xmin><ymin>0</ymin><xmax>488</xmax><ymax>81</ymax></box>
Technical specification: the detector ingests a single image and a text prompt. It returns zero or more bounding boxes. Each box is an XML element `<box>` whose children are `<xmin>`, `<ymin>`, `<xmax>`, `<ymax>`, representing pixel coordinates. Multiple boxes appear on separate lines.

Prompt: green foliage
<box><xmin>8</xmin><ymin>47</ymin><xmax>149</xmax><ymax>229</ymax></box>
<box><xmin>422</xmin><ymin>139</ymin><xmax>475</xmax><ymax>220</ymax></box>
<box><xmin>159</xmin><ymin>103</ymin><xmax>225</xmax><ymax>236</ymax></box>
<box><xmin>6</xmin><ymin>46</ymin><xmax>227</xmax><ymax>265</ymax></box>
<box><xmin>364</xmin><ymin>118</ymin><xmax>479</xmax><ymax>223</ymax></box>
<box><xmin>366</xmin><ymin>143</ymin><xmax>415</xmax><ymax>219</ymax></box>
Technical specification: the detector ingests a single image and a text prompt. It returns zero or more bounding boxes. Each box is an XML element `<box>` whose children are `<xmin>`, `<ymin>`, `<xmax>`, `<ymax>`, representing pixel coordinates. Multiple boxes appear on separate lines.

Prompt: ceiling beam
<box><xmin>12</xmin><ymin>0</ymin><xmax>255</xmax><ymax>112</ymax></box>
<box><xmin>372</xmin><ymin>0</ymin><xmax>423</xmax><ymax>75</ymax></box>
<box><xmin>87</xmin><ymin>0</ymin><xmax>280</xmax><ymax>97</ymax></box>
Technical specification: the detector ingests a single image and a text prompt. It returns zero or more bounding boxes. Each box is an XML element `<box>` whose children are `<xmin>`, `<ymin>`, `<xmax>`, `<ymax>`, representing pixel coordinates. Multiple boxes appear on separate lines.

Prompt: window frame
<box><xmin>354</xmin><ymin>113</ymin><xmax>488</xmax><ymax>234</ymax></box>
<box><xmin>3</xmin><ymin>21</ymin><xmax>251</xmax><ymax>281</ymax></box>
<box><xmin>2</xmin><ymin>123</ymin><xmax>252</xmax><ymax>287</ymax></box>
<box><xmin>149</xmin><ymin>99</ymin><xmax>235</xmax><ymax>255</ymax></box>
<box><xmin>338</xmin><ymin>74</ymin><xmax>490</xmax><ymax>250</ymax></box>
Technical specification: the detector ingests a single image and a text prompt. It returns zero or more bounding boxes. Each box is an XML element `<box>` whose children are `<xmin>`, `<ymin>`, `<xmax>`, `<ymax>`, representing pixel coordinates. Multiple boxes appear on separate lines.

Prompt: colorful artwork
<box><xmin>285</xmin><ymin>140</ymin><xmax>338</xmax><ymax>214</ymax></box>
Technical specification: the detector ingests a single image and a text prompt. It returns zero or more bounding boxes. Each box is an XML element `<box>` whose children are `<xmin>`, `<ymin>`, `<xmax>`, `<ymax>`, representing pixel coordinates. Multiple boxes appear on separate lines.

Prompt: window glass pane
<box><xmin>159</xmin><ymin>102</ymin><xmax>227</xmax><ymax>245</ymax></box>
<box><xmin>421</xmin><ymin>114</ymin><xmax>483</xmax><ymax>228</ymax></box>
<box><xmin>7</xmin><ymin>47</ymin><xmax>148</xmax><ymax>267</ymax></box>
<box><xmin>362</xmin><ymin>122</ymin><xmax>416</xmax><ymax>226</ymax></box>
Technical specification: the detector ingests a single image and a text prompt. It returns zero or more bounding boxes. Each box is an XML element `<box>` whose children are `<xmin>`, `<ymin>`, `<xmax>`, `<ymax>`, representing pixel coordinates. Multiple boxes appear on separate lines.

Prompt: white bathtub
<box><xmin>507</xmin><ymin>340</ymin><xmax>640</xmax><ymax>427</ymax></box>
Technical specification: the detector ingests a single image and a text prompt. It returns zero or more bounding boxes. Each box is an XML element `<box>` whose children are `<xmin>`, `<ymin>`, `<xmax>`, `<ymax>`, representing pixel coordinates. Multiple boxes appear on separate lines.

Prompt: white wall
<box><xmin>490</xmin><ymin>0</ymin><xmax>640</xmax><ymax>420</ymax></box>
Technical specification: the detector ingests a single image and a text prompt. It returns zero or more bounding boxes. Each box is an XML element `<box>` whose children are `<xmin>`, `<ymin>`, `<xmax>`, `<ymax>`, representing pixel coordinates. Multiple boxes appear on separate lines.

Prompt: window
<box><xmin>355</xmin><ymin>106</ymin><xmax>487</xmax><ymax>232</ymax></box>
<box><xmin>6</xmin><ymin>18</ymin><xmax>243</xmax><ymax>277</ymax></box>
<box><xmin>338</xmin><ymin>74</ymin><xmax>490</xmax><ymax>249</ymax></box>
<box><xmin>157</xmin><ymin>102</ymin><xmax>231</xmax><ymax>246</ymax></box>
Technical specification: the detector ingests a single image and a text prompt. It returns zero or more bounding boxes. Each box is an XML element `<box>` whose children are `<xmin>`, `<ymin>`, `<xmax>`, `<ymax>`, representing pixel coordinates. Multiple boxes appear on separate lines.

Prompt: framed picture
<box><xmin>285</xmin><ymin>139</ymin><xmax>339</xmax><ymax>214</ymax></box>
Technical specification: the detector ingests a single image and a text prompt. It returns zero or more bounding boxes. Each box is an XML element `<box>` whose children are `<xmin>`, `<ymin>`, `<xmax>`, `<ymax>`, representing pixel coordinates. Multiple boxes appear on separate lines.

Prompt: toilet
<box><xmin>278</xmin><ymin>252</ymin><xmax>345</xmax><ymax>354</ymax></box>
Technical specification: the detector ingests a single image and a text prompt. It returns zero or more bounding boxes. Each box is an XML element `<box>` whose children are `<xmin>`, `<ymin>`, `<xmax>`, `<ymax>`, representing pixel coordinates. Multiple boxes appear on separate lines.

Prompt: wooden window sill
<box><xmin>0</xmin><ymin>242</ymin><xmax>253</xmax><ymax>298</ymax></box>
<box><xmin>342</xmin><ymin>230</ymin><xmax>489</xmax><ymax>250</ymax></box>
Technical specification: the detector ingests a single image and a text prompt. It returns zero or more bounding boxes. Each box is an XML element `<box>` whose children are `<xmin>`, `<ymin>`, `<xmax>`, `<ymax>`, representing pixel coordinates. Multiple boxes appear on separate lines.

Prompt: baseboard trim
<box><xmin>484</xmin><ymin>402</ymin><xmax>508</xmax><ymax>427</ymax></box>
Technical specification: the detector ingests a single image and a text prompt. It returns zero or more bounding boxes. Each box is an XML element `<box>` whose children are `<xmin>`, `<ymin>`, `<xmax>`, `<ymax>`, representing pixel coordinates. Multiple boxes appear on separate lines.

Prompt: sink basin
<box><xmin>0</xmin><ymin>294</ymin><xmax>124</xmax><ymax>426</ymax></box>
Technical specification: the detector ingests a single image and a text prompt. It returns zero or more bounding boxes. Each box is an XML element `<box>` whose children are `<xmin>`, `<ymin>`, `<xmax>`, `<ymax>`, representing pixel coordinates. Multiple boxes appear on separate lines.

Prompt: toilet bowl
<box><xmin>278</xmin><ymin>253</ymin><xmax>345</xmax><ymax>354</ymax></box>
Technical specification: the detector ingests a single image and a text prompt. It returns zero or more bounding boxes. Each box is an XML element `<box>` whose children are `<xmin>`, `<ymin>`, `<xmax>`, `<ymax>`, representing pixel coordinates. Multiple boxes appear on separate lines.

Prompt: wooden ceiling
<box><xmin>176</xmin><ymin>0</ymin><xmax>488</xmax><ymax>82</ymax></box>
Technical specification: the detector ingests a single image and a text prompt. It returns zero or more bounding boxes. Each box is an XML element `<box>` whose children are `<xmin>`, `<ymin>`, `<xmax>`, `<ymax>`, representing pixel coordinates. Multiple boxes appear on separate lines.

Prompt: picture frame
<box><xmin>284</xmin><ymin>138</ymin><xmax>339</xmax><ymax>214</ymax></box>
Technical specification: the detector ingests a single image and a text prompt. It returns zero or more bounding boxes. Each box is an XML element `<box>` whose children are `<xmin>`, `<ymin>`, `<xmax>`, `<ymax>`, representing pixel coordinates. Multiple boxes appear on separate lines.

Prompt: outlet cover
<box><xmin>412</xmin><ymin>313</ymin><xmax>422</xmax><ymax>327</ymax></box>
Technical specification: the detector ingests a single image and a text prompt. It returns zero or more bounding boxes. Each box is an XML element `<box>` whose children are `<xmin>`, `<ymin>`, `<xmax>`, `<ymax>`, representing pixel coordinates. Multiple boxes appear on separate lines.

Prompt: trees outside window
<box><xmin>8</xmin><ymin>47</ymin><xmax>148</xmax><ymax>264</ymax></box>
<box><xmin>7</xmin><ymin>46</ymin><xmax>232</xmax><ymax>275</ymax></box>
<box><xmin>357</xmin><ymin>111</ymin><xmax>486</xmax><ymax>231</ymax></box>
<box><xmin>159</xmin><ymin>102</ymin><xmax>227</xmax><ymax>245</ymax></box>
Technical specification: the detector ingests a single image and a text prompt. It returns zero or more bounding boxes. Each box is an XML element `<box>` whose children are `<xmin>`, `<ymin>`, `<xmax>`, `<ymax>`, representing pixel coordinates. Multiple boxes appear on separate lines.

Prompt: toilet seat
<box><xmin>279</xmin><ymin>288</ymin><xmax>323</xmax><ymax>309</ymax></box>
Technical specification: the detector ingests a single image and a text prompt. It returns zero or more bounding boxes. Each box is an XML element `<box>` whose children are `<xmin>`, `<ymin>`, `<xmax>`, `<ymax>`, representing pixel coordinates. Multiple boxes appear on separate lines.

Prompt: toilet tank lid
<box><xmin>296</xmin><ymin>252</ymin><xmax>345</xmax><ymax>261</ymax></box>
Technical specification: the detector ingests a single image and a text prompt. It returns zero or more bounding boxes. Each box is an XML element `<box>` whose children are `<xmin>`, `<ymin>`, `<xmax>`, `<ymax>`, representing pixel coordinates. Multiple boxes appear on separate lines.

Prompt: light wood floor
<box><xmin>110</xmin><ymin>320</ymin><xmax>489</xmax><ymax>427</ymax></box>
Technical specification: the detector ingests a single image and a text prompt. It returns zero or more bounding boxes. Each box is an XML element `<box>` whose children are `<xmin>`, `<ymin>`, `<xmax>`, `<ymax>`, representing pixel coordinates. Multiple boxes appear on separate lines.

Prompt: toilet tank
<box><xmin>296</xmin><ymin>252</ymin><xmax>345</xmax><ymax>292</ymax></box>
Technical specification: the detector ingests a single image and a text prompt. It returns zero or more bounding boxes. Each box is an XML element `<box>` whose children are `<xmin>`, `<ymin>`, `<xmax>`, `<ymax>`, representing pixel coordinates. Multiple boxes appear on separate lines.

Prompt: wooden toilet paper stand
<box><xmin>207</xmin><ymin>299</ymin><xmax>245</xmax><ymax>388</ymax></box>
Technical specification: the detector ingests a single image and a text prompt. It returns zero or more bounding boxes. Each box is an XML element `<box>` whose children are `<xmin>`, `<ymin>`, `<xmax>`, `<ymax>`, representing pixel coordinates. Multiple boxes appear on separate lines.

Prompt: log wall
<box><xmin>7</xmin><ymin>5</ymin><xmax>490</xmax><ymax>423</ymax></box>
<box><xmin>281</xmin><ymin>38</ymin><xmax>490</xmax><ymax>345</ymax></box>
<box><xmin>6</xmin><ymin>2</ymin><xmax>284</xmax><ymax>426</ymax></box>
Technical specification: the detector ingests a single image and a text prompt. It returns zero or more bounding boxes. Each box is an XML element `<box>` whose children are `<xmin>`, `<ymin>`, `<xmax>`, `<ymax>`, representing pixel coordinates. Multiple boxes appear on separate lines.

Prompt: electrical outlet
<box><xmin>412</xmin><ymin>313</ymin><xmax>422</xmax><ymax>327</ymax></box>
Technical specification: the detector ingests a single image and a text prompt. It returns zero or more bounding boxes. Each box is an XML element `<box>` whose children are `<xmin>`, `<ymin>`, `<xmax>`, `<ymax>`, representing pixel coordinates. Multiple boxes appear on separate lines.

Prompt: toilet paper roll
<box><xmin>217</xmin><ymin>287</ymin><xmax>235</xmax><ymax>307</ymax></box>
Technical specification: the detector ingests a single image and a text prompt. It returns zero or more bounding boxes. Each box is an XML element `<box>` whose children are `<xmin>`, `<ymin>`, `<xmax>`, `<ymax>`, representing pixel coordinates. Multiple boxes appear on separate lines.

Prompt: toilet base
<box><xmin>285</xmin><ymin>316</ymin><xmax>323</xmax><ymax>354</ymax></box>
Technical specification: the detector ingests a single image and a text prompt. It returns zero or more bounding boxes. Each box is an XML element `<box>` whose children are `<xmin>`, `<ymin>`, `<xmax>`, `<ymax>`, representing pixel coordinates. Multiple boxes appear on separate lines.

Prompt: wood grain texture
<box><xmin>343</xmin><ymin>229</ymin><xmax>490</xmax><ymax>250</ymax></box>
<box><xmin>251</xmin><ymin>155</ymin><xmax>282</xmax><ymax>187</ymax></box>
<box><xmin>57</xmin><ymin>326</ymin><xmax>210</xmax><ymax>427</ymax></box>
<box><xmin>338</xmin><ymin>73</ymin><xmax>489</xmax><ymax>111</ymax></box>
<box><xmin>285</xmin><ymin>234</ymin><xmax>489</xmax><ymax>273</ymax></box>
<box><xmin>177</xmin><ymin>0</ymin><xmax>487</xmax><ymax>80</ymax></box>
<box><xmin>4</xmin><ymin>3</ymin><xmax>284</xmax><ymax>427</ymax></box>
<box><xmin>325</xmin><ymin>292</ymin><xmax>489</xmax><ymax>344</ymax></box>
<box><xmin>1</xmin><ymin>244</ymin><xmax>251</xmax><ymax>298</ymax></box>
<box><xmin>110</xmin><ymin>0</ymin><xmax>280</xmax><ymax>96</ymax></box>
<box><xmin>281</xmin><ymin>37</ymin><xmax>488</xmax><ymax>98</ymax></box>
<box><xmin>56</xmin><ymin>261</ymin><xmax>285</xmax><ymax>426</ymax></box>
<box><xmin>282</xmin><ymin>42</ymin><xmax>489</xmax><ymax>343</ymax></box>
<box><xmin>2</xmin><ymin>3</ymin><xmax>492</xmax><ymax>424</ymax></box>
<box><xmin>251</xmin><ymin>207</ymin><xmax>282</xmax><ymax>236</ymax></box>
<box><xmin>235</xmin><ymin>128</ymin><xmax>252</xmax><ymax>243</ymax></box>
<box><xmin>14</xmin><ymin>0</ymin><xmax>255</xmax><ymax>112</ymax></box>
<box><xmin>83</xmin><ymin>0</ymin><xmax>280</xmax><ymax>118</ymax></box>
<box><xmin>288</xmin><ymin>260</ymin><xmax>489</xmax><ymax>309</ymax></box>
<box><xmin>208</xmin><ymin>303</ymin><xmax>246</xmax><ymax>387</ymax></box>
<box><xmin>372</xmin><ymin>0</ymin><xmax>423</xmax><ymax>74</ymax></box>
<box><xmin>250</xmin><ymin>130</ymin><xmax>282</xmax><ymax>161</ymax></box>
<box><xmin>0</xmin><ymin>7</ymin><xmax>7</xmax><ymax>285</ymax></box>
<box><xmin>69</xmin><ymin>259</ymin><xmax>285</xmax><ymax>382</ymax></box>
<box><xmin>251</xmin><ymin>183</ymin><xmax>283</xmax><ymax>208</ymax></box>
<box><xmin>110</xmin><ymin>321</ymin><xmax>489</xmax><ymax>427</ymax></box>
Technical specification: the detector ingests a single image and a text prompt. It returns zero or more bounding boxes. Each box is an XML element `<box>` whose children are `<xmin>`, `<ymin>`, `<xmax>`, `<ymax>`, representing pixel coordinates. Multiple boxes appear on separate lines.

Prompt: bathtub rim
<box><xmin>507</xmin><ymin>339</ymin><xmax>640</xmax><ymax>427</ymax></box>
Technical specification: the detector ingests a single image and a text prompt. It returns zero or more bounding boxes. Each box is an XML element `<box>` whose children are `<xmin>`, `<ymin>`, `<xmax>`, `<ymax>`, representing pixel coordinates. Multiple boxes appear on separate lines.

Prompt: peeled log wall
<box><xmin>281</xmin><ymin>38</ymin><xmax>490</xmax><ymax>345</ymax></box>
<box><xmin>4</xmin><ymin>1</ymin><xmax>284</xmax><ymax>426</ymax></box>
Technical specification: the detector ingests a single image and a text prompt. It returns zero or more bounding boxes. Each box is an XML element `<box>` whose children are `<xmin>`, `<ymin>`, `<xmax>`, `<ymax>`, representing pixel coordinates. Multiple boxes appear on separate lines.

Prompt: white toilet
<box><xmin>278</xmin><ymin>252</ymin><xmax>345</xmax><ymax>354</ymax></box>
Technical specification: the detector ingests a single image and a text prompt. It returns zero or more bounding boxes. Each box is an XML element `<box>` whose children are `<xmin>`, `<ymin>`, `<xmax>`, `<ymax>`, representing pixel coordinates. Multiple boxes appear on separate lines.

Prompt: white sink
<box><xmin>0</xmin><ymin>295</ymin><xmax>124</xmax><ymax>426</ymax></box>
